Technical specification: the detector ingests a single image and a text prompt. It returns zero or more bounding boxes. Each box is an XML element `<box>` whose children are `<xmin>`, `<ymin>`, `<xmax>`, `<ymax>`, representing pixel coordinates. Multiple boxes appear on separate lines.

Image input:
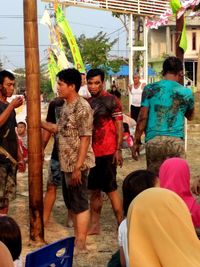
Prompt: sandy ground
<box><xmin>9</xmin><ymin>103</ymin><xmax>200</xmax><ymax>266</ymax></box>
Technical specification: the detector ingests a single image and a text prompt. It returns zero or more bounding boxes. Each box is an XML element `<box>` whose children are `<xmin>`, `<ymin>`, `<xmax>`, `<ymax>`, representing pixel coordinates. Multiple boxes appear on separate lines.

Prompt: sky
<box><xmin>0</xmin><ymin>0</ymin><xmax>128</xmax><ymax>70</ymax></box>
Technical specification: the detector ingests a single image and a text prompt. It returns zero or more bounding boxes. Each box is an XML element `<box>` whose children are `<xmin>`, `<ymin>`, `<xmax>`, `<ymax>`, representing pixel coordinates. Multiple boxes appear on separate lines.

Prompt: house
<box><xmin>148</xmin><ymin>15</ymin><xmax>200</xmax><ymax>86</ymax></box>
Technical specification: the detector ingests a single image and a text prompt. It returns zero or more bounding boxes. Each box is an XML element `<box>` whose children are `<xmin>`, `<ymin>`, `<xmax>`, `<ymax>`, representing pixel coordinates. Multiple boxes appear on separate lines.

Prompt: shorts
<box><xmin>0</xmin><ymin>161</ymin><xmax>17</xmax><ymax>209</ymax></box>
<box><xmin>146</xmin><ymin>136</ymin><xmax>185</xmax><ymax>175</ymax></box>
<box><xmin>130</xmin><ymin>105</ymin><xmax>141</xmax><ymax>123</ymax></box>
<box><xmin>47</xmin><ymin>159</ymin><xmax>62</xmax><ymax>187</ymax></box>
<box><xmin>62</xmin><ymin>170</ymin><xmax>89</xmax><ymax>214</ymax></box>
<box><xmin>88</xmin><ymin>155</ymin><xmax>117</xmax><ymax>193</ymax></box>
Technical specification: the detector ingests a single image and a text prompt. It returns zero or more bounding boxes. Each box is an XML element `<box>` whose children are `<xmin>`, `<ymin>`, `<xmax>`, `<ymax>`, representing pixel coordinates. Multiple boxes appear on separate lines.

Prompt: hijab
<box><xmin>127</xmin><ymin>188</ymin><xmax>200</xmax><ymax>267</ymax></box>
<box><xmin>159</xmin><ymin>157</ymin><xmax>200</xmax><ymax>227</ymax></box>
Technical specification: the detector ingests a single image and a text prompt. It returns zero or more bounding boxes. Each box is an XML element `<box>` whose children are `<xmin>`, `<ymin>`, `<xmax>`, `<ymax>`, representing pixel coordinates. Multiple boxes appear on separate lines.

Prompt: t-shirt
<box><xmin>78</xmin><ymin>85</ymin><xmax>91</xmax><ymax>99</ymax></box>
<box><xmin>130</xmin><ymin>83</ymin><xmax>143</xmax><ymax>107</ymax></box>
<box><xmin>46</xmin><ymin>97</ymin><xmax>64</xmax><ymax>161</ymax></box>
<box><xmin>141</xmin><ymin>79</ymin><xmax>194</xmax><ymax>142</ymax></box>
<box><xmin>58</xmin><ymin>96</ymin><xmax>95</xmax><ymax>172</ymax></box>
<box><xmin>88</xmin><ymin>90</ymin><xmax>123</xmax><ymax>157</ymax></box>
<box><xmin>0</xmin><ymin>101</ymin><xmax>18</xmax><ymax>160</ymax></box>
<box><xmin>118</xmin><ymin>219</ymin><xmax>129</xmax><ymax>267</ymax></box>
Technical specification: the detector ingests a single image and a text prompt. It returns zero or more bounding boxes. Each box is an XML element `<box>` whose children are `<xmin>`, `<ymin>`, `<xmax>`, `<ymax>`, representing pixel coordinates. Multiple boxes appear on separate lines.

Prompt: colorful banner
<box><xmin>48</xmin><ymin>51</ymin><xmax>61</xmax><ymax>92</ymax></box>
<box><xmin>41</xmin><ymin>10</ymin><xmax>70</xmax><ymax>70</ymax></box>
<box><xmin>55</xmin><ymin>5</ymin><xmax>85</xmax><ymax>73</ymax></box>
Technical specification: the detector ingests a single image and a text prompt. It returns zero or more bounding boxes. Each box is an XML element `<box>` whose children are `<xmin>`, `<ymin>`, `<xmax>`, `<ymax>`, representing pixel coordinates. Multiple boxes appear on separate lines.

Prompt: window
<box><xmin>192</xmin><ymin>32</ymin><xmax>196</xmax><ymax>50</ymax></box>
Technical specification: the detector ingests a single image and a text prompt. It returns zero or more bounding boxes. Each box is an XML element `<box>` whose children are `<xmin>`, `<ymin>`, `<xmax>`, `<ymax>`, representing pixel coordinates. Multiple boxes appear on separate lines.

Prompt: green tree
<box><xmin>40</xmin><ymin>64</ymin><xmax>55</xmax><ymax>101</ymax></box>
<box><xmin>14</xmin><ymin>65</ymin><xmax>54</xmax><ymax>101</ymax></box>
<box><xmin>63</xmin><ymin>31</ymin><xmax>122</xmax><ymax>74</ymax></box>
<box><xmin>14</xmin><ymin>68</ymin><xmax>26</xmax><ymax>94</ymax></box>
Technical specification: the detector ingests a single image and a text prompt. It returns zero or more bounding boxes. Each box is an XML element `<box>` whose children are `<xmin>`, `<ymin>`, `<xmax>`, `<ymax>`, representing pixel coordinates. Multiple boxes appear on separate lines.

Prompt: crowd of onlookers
<box><xmin>0</xmin><ymin>55</ymin><xmax>200</xmax><ymax>267</ymax></box>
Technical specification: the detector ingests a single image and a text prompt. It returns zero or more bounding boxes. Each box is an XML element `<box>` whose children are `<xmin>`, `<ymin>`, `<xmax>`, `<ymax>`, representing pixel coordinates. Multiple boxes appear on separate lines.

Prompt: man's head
<box><xmin>122</xmin><ymin>170</ymin><xmax>158</xmax><ymax>216</ymax></box>
<box><xmin>162</xmin><ymin>56</ymin><xmax>183</xmax><ymax>81</ymax></box>
<box><xmin>81</xmin><ymin>73</ymin><xmax>86</xmax><ymax>86</ymax></box>
<box><xmin>0</xmin><ymin>70</ymin><xmax>15</xmax><ymax>98</ymax></box>
<box><xmin>86</xmin><ymin>68</ymin><xmax>105</xmax><ymax>96</ymax></box>
<box><xmin>56</xmin><ymin>68</ymin><xmax>81</xmax><ymax>99</ymax></box>
<box><xmin>17</xmin><ymin>121</ymin><xmax>27</xmax><ymax>136</ymax></box>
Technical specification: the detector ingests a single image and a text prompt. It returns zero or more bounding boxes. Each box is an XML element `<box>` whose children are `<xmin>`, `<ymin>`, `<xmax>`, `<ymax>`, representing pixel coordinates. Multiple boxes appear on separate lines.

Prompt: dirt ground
<box><xmin>9</xmin><ymin>103</ymin><xmax>200</xmax><ymax>266</ymax></box>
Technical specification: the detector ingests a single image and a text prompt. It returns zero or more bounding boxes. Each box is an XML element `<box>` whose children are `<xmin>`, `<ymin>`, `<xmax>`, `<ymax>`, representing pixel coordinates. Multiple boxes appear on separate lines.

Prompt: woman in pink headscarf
<box><xmin>159</xmin><ymin>157</ymin><xmax>200</xmax><ymax>228</ymax></box>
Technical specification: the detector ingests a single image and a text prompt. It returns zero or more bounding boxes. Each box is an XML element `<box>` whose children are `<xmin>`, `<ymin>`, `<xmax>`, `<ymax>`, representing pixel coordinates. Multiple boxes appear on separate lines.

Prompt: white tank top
<box><xmin>131</xmin><ymin>83</ymin><xmax>143</xmax><ymax>107</ymax></box>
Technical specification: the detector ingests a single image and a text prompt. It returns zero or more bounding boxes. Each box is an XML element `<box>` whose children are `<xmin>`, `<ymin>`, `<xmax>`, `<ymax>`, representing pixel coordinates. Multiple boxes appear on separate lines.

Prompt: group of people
<box><xmin>108</xmin><ymin>157</ymin><xmax>200</xmax><ymax>267</ymax></box>
<box><xmin>0</xmin><ymin>55</ymin><xmax>200</xmax><ymax>265</ymax></box>
<box><xmin>41</xmin><ymin>68</ymin><xmax>124</xmax><ymax>253</ymax></box>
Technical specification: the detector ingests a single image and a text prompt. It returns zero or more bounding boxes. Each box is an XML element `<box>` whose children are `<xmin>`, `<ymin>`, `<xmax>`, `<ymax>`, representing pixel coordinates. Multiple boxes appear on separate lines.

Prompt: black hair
<box><xmin>162</xmin><ymin>56</ymin><xmax>183</xmax><ymax>76</ymax></box>
<box><xmin>122</xmin><ymin>170</ymin><xmax>157</xmax><ymax>216</ymax></box>
<box><xmin>17</xmin><ymin>121</ymin><xmax>26</xmax><ymax>128</ymax></box>
<box><xmin>56</xmin><ymin>68</ymin><xmax>81</xmax><ymax>92</ymax></box>
<box><xmin>0</xmin><ymin>216</ymin><xmax>22</xmax><ymax>261</ymax></box>
<box><xmin>86</xmin><ymin>68</ymin><xmax>105</xmax><ymax>82</ymax></box>
<box><xmin>0</xmin><ymin>70</ymin><xmax>15</xmax><ymax>85</ymax></box>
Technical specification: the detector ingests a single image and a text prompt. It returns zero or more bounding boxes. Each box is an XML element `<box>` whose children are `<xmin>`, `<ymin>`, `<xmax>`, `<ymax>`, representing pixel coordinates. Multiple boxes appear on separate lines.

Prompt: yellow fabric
<box><xmin>127</xmin><ymin>188</ymin><xmax>200</xmax><ymax>267</ymax></box>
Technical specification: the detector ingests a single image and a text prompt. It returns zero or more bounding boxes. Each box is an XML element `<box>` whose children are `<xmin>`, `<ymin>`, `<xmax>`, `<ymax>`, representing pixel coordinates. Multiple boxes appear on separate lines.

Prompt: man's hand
<box><xmin>69</xmin><ymin>168</ymin><xmax>82</xmax><ymax>187</ymax></box>
<box><xmin>18</xmin><ymin>160</ymin><xmax>26</xmax><ymax>172</ymax></box>
<box><xmin>10</xmin><ymin>96</ymin><xmax>23</xmax><ymax>109</ymax></box>
<box><xmin>191</xmin><ymin>178</ymin><xmax>200</xmax><ymax>195</ymax></box>
<box><xmin>132</xmin><ymin>141</ymin><xmax>140</xmax><ymax>160</ymax></box>
<box><xmin>113</xmin><ymin>150</ymin><xmax>123</xmax><ymax>167</ymax></box>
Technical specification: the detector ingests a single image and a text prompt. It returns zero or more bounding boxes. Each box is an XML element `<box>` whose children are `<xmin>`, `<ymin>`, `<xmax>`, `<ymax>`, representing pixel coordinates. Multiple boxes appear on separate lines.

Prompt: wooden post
<box><xmin>23</xmin><ymin>0</ymin><xmax>44</xmax><ymax>243</ymax></box>
<box><xmin>176</xmin><ymin>14</ymin><xmax>184</xmax><ymax>84</ymax></box>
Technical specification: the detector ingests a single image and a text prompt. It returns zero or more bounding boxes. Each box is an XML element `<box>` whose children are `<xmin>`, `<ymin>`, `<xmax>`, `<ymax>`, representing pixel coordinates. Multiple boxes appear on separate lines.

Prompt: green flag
<box><xmin>170</xmin><ymin>0</ymin><xmax>181</xmax><ymax>14</ymax></box>
<box><xmin>170</xmin><ymin>0</ymin><xmax>187</xmax><ymax>53</ymax></box>
<box><xmin>55</xmin><ymin>5</ymin><xmax>85</xmax><ymax>73</ymax></box>
<box><xmin>179</xmin><ymin>21</ymin><xmax>187</xmax><ymax>53</ymax></box>
<box><xmin>48</xmin><ymin>52</ymin><xmax>61</xmax><ymax>91</ymax></box>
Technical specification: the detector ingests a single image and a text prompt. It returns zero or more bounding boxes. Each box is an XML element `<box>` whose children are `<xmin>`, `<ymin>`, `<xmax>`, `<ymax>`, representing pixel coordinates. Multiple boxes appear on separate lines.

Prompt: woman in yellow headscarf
<box><xmin>127</xmin><ymin>188</ymin><xmax>200</xmax><ymax>267</ymax></box>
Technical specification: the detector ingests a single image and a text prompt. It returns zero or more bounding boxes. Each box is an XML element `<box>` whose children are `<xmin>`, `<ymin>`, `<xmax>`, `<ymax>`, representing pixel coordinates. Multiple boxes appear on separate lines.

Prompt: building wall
<box><xmin>148</xmin><ymin>22</ymin><xmax>200</xmax><ymax>85</ymax></box>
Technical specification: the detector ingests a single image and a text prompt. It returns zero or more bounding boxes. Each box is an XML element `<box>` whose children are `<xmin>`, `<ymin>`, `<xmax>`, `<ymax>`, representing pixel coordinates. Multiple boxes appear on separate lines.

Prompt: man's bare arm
<box><xmin>114</xmin><ymin>119</ymin><xmax>123</xmax><ymax>167</ymax></box>
<box><xmin>41</xmin><ymin>121</ymin><xmax>58</xmax><ymax>134</ymax></box>
<box><xmin>42</xmin><ymin>129</ymin><xmax>52</xmax><ymax>149</ymax></box>
<box><xmin>132</xmin><ymin>107</ymin><xmax>149</xmax><ymax>160</ymax></box>
<box><xmin>134</xmin><ymin>107</ymin><xmax>149</xmax><ymax>143</ymax></box>
<box><xmin>70</xmin><ymin>136</ymin><xmax>90</xmax><ymax>186</ymax></box>
<box><xmin>0</xmin><ymin>97</ymin><xmax>23</xmax><ymax>127</ymax></box>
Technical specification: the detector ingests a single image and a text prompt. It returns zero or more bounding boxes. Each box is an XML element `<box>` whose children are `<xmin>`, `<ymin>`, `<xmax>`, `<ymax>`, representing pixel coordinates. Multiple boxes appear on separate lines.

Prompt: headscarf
<box><xmin>159</xmin><ymin>157</ymin><xmax>200</xmax><ymax>227</ymax></box>
<box><xmin>127</xmin><ymin>188</ymin><xmax>200</xmax><ymax>267</ymax></box>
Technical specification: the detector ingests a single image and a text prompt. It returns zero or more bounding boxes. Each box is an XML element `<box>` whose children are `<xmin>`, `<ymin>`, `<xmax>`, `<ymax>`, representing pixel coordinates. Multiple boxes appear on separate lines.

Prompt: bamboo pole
<box><xmin>23</xmin><ymin>0</ymin><xmax>44</xmax><ymax>243</ymax></box>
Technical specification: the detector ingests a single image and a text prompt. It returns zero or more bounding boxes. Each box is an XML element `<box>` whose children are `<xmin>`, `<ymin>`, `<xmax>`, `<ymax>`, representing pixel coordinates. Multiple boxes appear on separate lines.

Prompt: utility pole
<box><xmin>23</xmin><ymin>0</ymin><xmax>44</xmax><ymax>243</ymax></box>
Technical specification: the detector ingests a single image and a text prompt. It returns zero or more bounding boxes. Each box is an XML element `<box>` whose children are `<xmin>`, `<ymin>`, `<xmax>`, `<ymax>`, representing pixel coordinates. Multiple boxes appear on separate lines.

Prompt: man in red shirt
<box><xmin>87</xmin><ymin>68</ymin><xmax>123</xmax><ymax>234</ymax></box>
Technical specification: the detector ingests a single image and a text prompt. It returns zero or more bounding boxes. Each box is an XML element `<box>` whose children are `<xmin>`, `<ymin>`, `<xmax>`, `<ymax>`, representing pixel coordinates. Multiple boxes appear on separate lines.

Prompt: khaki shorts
<box><xmin>146</xmin><ymin>136</ymin><xmax>185</xmax><ymax>176</ymax></box>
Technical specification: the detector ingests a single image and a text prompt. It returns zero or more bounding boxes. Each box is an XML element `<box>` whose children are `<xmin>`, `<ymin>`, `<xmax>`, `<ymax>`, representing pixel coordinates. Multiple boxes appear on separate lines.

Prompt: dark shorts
<box><xmin>88</xmin><ymin>155</ymin><xmax>117</xmax><ymax>193</ymax></box>
<box><xmin>146</xmin><ymin>136</ymin><xmax>185</xmax><ymax>175</ymax></box>
<box><xmin>47</xmin><ymin>159</ymin><xmax>62</xmax><ymax>187</ymax></box>
<box><xmin>130</xmin><ymin>105</ymin><xmax>141</xmax><ymax>123</ymax></box>
<box><xmin>0</xmin><ymin>161</ymin><xmax>17</xmax><ymax>209</ymax></box>
<box><xmin>62</xmin><ymin>170</ymin><xmax>89</xmax><ymax>214</ymax></box>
